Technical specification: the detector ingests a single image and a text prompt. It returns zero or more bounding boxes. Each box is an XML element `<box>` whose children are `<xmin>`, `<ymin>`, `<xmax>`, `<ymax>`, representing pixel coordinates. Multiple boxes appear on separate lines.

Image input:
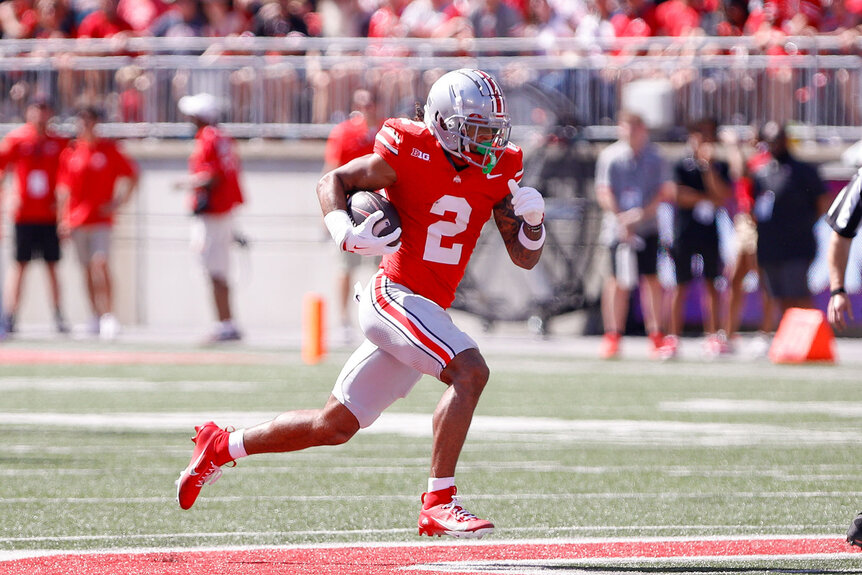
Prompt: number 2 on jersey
<box><xmin>423</xmin><ymin>195</ymin><xmax>471</xmax><ymax>265</ymax></box>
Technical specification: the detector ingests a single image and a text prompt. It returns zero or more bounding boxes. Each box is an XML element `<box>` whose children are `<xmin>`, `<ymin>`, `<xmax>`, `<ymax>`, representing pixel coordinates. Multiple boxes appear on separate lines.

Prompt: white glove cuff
<box><xmin>324</xmin><ymin>209</ymin><xmax>353</xmax><ymax>250</ymax></box>
<box><xmin>518</xmin><ymin>222</ymin><xmax>545</xmax><ymax>250</ymax></box>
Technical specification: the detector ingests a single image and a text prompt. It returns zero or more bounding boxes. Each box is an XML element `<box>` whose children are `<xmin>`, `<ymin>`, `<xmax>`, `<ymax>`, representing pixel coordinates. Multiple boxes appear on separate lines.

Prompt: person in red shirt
<box><xmin>175</xmin><ymin>92</ymin><xmax>245</xmax><ymax>343</ymax></box>
<box><xmin>0</xmin><ymin>95</ymin><xmax>68</xmax><ymax>335</ymax></box>
<box><xmin>176</xmin><ymin>69</ymin><xmax>546</xmax><ymax>538</ymax></box>
<box><xmin>322</xmin><ymin>88</ymin><xmax>381</xmax><ymax>343</ymax></box>
<box><xmin>77</xmin><ymin>0</ymin><xmax>136</xmax><ymax>39</ymax></box>
<box><xmin>56</xmin><ymin>106</ymin><xmax>138</xmax><ymax>341</ymax></box>
<box><xmin>722</xmin><ymin>128</ymin><xmax>777</xmax><ymax>354</ymax></box>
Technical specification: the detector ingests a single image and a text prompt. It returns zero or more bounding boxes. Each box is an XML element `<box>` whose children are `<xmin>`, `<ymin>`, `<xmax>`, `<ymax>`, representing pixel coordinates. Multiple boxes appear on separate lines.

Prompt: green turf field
<box><xmin>2</xmin><ymin>339</ymin><xmax>861</xmax><ymax>572</ymax></box>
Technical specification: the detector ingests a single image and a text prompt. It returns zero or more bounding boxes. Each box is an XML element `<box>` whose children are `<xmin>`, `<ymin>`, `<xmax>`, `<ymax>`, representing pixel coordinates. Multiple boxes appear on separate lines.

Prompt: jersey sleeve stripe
<box><xmin>371</xmin><ymin>273</ymin><xmax>455</xmax><ymax>370</ymax></box>
<box><xmin>827</xmin><ymin>168</ymin><xmax>862</xmax><ymax>238</ymax></box>
<box><xmin>375</xmin><ymin>132</ymin><xmax>398</xmax><ymax>156</ymax></box>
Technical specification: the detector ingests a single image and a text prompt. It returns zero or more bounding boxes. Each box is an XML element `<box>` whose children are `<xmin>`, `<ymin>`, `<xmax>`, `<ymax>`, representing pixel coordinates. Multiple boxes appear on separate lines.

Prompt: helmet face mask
<box><xmin>424</xmin><ymin>69</ymin><xmax>511</xmax><ymax>173</ymax></box>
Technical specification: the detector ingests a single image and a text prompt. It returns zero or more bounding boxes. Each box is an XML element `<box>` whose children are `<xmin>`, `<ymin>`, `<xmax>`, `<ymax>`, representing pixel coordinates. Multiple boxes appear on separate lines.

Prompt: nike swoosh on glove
<box><xmin>508</xmin><ymin>179</ymin><xmax>544</xmax><ymax>226</ymax></box>
<box><xmin>344</xmin><ymin>210</ymin><xmax>402</xmax><ymax>256</ymax></box>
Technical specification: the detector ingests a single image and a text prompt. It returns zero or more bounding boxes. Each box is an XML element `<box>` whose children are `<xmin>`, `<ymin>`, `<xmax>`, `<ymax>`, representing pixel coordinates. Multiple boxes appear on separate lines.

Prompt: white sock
<box><xmin>227</xmin><ymin>429</ymin><xmax>248</xmax><ymax>460</ymax></box>
<box><xmin>428</xmin><ymin>476</ymin><xmax>455</xmax><ymax>493</ymax></box>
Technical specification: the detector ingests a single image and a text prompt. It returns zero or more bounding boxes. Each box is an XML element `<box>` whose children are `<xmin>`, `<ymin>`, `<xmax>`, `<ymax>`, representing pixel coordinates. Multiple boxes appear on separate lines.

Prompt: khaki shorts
<box><xmin>190</xmin><ymin>212</ymin><xmax>233</xmax><ymax>281</ymax></box>
<box><xmin>71</xmin><ymin>224</ymin><xmax>111</xmax><ymax>264</ymax></box>
<box><xmin>332</xmin><ymin>270</ymin><xmax>478</xmax><ymax>428</ymax></box>
<box><xmin>734</xmin><ymin>213</ymin><xmax>758</xmax><ymax>255</ymax></box>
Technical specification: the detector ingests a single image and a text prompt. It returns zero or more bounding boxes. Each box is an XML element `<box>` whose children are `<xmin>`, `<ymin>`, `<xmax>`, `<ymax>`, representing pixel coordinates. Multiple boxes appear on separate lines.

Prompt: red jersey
<box><xmin>0</xmin><ymin>124</ymin><xmax>67</xmax><ymax>224</ymax></box>
<box><xmin>58</xmin><ymin>138</ymin><xmax>138</xmax><ymax>228</ymax></box>
<box><xmin>324</xmin><ymin>113</ymin><xmax>377</xmax><ymax>168</ymax></box>
<box><xmin>188</xmin><ymin>125</ymin><xmax>244</xmax><ymax>214</ymax></box>
<box><xmin>77</xmin><ymin>10</ymin><xmax>135</xmax><ymax>38</ymax></box>
<box><xmin>373</xmin><ymin>118</ymin><xmax>524</xmax><ymax>309</ymax></box>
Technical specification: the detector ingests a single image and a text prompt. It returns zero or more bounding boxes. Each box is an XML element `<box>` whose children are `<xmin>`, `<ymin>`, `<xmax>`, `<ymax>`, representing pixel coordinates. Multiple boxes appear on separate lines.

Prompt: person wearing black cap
<box><xmin>0</xmin><ymin>95</ymin><xmax>69</xmax><ymax>335</ymax></box>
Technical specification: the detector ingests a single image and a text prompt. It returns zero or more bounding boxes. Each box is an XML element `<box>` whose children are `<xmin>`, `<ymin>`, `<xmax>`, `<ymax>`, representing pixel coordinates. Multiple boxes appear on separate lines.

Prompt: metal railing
<box><xmin>0</xmin><ymin>35</ymin><xmax>859</xmax><ymax>141</ymax></box>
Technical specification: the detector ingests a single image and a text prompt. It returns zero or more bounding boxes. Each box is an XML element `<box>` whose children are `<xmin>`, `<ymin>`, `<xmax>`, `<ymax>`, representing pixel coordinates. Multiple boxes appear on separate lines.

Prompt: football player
<box><xmin>176</xmin><ymin>69</ymin><xmax>546</xmax><ymax>539</ymax></box>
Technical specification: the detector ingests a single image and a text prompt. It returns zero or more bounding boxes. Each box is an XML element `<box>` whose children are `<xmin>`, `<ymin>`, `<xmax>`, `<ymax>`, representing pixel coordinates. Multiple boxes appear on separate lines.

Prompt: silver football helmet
<box><xmin>424</xmin><ymin>69</ymin><xmax>511</xmax><ymax>173</ymax></box>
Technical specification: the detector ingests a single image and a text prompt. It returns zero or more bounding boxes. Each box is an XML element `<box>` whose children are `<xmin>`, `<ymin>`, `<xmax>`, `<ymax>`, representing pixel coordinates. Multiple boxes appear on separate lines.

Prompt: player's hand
<box><xmin>508</xmin><ymin>179</ymin><xmax>544</xmax><ymax>226</ymax></box>
<box><xmin>828</xmin><ymin>292</ymin><xmax>853</xmax><ymax>331</ymax></box>
<box><xmin>343</xmin><ymin>210</ymin><xmax>402</xmax><ymax>256</ymax></box>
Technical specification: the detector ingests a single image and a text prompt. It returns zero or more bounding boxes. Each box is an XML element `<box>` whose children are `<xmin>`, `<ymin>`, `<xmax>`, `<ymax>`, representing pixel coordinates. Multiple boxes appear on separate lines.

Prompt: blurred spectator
<box><xmin>653</xmin><ymin>0</ymin><xmax>701</xmax><ymax>36</ymax></box>
<box><xmin>715</xmin><ymin>0</ymin><xmax>749</xmax><ymax>36</ymax></box>
<box><xmin>117</xmin><ymin>0</ymin><xmax>170</xmax><ymax>32</ymax></box>
<box><xmin>76</xmin><ymin>0</ymin><xmax>135</xmax><ymax>37</ymax></box>
<box><xmin>149</xmin><ymin>0</ymin><xmax>207</xmax><ymax>36</ymax></box>
<box><xmin>400</xmin><ymin>0</ymin><xmax>473</xmax><ymax>38</ymax></box>
<box><xmin>0</xmin><ymin>0</ymin><xmax>39</xmax><ymax>39</ymax></box>
<box><xmin>202</xmin><ymin>0</ymin><xmax>247</xmax><ymax>36</ymax></box>
<box><xmin>318</xmin><ymin>0</ymin><xmax>370</xmax><ymax>37</ymax></box>
<box><xmin>175</xmin><ymin>92</ymin><xmax>245</xmax><ymax>343</ymax></box>
<box><xmin>32</xmin><ymin>0</ymin><xmax>75</xmax><ymax>38</ymax></box>
<box><xmin>575</xmin><ymin>0</ymin><xmax>615</xmax><ymax>44</ymax></box>
<box><xmin>322</xmin><ymin>88</ymin><xmax>380</xmax><ymax>344</ymax></box>
<box><xmin>751</xmin><ymin>122</ymin><xmax>831</xmax><ymax>317</ymax></box>
<box><xmin>661</xmin><ymin>117</ymin><xmax>732</xmax><ymax>360</ymax></box>
<box><xmin>721</xmin><ymin>127</ymin><xmax>776</xmax><ymax>354</ymax></box>
<box><xmin>611</xmin><ymin>0</ymin><xmax>657</xmax><ymax>37</ymax></box>
<box><xmin>746</xmin><ymin>0</ymin><xmax>823</xmax><ymax>34</ymax></box>
<box><xmin>249</xmin><ymin>0</ymin><xmax>312</xmax><ymax>36</ymax></box>
<box><xmin>819</xmin><ymin>0</ymin><xmax>862</xmax><ymax>33</ymax></box>
<box><xmin>367</xmin><ymin>0</ymin><xmax>409</xmax><ymax>39</ymax></box>
<box><xmin>0</xmin><ymin>95</ymin><xmax>69</xmax><ymax>335</ymax></box>
<box><xmin>469</xmin><ymin>0</ymin><xmax>524</xmax><ymax>38</ymax></box>
<box><xmin>595</xmin><ymin>110</ymin><xmax>673</xmax><ymax>359</ymax></box>
<box><xmin>56</xmin><ymin>105</ymin><xmax>138</xmax><ymax>340</ymax></box>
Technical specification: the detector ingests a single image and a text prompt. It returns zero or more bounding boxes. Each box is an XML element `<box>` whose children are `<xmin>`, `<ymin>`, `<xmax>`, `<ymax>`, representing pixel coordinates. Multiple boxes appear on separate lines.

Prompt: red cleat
<box><xmin>418</xmin><ymin>487</ymin><xmax>494</xmax><ymax>539</ymax></box>
<box><xmin>176</xmin><ymin>421</ymin><xmax>232</xmax><ymax>510</ymax></box>
<box><xmin>599</xmin><ymin>332</ymin><xmax>621</xmax><ymax>359</ymax></box>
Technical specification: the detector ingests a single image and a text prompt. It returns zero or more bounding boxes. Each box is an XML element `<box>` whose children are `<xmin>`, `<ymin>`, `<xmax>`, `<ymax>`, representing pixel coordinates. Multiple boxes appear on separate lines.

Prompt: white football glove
<box><xmin>325</xmin><ymin>209</ymin><xmax>402</xmax><ymax>256</ymax></box>
<box><xmin>508</xmin><ymin>179</ymin><xmax>545</xmax><ymax>227</ymax></box>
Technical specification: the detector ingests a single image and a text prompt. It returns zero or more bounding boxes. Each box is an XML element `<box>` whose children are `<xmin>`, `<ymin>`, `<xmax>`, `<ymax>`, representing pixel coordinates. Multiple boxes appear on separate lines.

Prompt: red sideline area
<box><xmin>1</xmin><ymin>537</ymin><xmax>856</xmax><ymax>575</ymax></box>
<box><xmin>0</xmin><ymin>348</ymin><xmax>282</xmax><ymax>365</ymax></box>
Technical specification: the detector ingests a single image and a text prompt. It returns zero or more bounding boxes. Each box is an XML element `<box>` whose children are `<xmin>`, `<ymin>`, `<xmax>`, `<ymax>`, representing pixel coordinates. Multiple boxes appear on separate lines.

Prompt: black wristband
<box><xmin>830</xmin><ymin>287</ymin><xmax>847</xmax><ymax>297</ymax></box>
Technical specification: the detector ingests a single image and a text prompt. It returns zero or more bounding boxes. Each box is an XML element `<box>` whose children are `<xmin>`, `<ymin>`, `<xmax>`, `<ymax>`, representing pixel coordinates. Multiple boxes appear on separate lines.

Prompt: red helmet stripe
<box><xmin>474</xmin><ymin>69</ymin><xmax>506</xmax><ymax>115</ymax></box>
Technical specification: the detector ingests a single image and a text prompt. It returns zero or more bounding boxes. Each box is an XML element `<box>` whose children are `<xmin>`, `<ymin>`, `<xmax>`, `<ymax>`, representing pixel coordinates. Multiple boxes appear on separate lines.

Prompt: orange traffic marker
<box><xmin>302</xmin><ymin>292</ymin><xmax>326</xmax><ymax>364</ymax></box>
<box><xmin>768</xmin><ymin>307</ymin><xmax>836</xmax><ymax>364</ymax></box>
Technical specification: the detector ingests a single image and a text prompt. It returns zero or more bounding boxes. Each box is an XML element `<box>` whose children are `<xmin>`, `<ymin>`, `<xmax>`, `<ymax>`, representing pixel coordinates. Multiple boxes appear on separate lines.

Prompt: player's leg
<box><xmin>637</xmin><ymin>234</ymin><xmax>664</xmax><ymax>350</ymax></box>
<box><xmin>42</xmin><ymin>223</ymin><xmax>67</xmax><ymax>333</ymax></box>
<box><xmin>177</xmin><ymin>339</ymin><xmax>422</xmax><ymax>510</ymax></box>
<box><xmin>195</xmin><ymin>214</ymin><xmax>239</xmax><ymax>341</ymax></box>
<box><xmin>600</xmin><ymin>244</ymin><xmax>627</xmax><ymax>358</ymax></box>
<box><xmin>3</xmin><ymin>224</ymin><xmax>33</xmax><ymax>332</ymax></box>
<box><xmin>359</xmin><ymin>271</ymin><xmax>494</xmax><ymax>538</ymax></box>
<box><xmin>419</xmin><ymin>351</ymin><xmax>494</xmax><ymax>539</ymax></box>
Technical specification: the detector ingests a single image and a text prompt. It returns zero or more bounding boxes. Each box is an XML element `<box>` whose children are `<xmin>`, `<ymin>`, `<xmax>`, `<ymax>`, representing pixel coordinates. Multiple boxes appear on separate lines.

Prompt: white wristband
<box><xmin>518</xmin><ymin>222</ymin><xmax>545</xmax><ymax>250</ymax></box>
<box><xmin>324</xmin><ymin>209</ymin><xmax>353</xmax><ymax>250</ymax></box>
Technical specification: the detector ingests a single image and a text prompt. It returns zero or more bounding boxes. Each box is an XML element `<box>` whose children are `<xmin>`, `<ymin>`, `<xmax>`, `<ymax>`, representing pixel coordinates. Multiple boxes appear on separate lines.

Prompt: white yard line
<box><xmin>2</xmin><ymin>411</ymin><xmax>860</xmax><ymax>446</ymax></box>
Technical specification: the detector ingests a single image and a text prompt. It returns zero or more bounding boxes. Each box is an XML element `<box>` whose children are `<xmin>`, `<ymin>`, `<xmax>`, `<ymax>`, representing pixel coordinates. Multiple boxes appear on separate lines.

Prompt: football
<box><xmin>347</xmin><ymin>190</ymin><xmax>401</xmax><ymax>246</ymax></box>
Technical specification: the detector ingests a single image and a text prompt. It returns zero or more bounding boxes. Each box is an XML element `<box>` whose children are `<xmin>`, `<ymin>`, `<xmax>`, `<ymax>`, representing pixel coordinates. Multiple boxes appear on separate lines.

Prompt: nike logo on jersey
<box><xmin>485</xmin><ymin>173</ymin><xmax>503</xmax><ymax>179</ymax></box>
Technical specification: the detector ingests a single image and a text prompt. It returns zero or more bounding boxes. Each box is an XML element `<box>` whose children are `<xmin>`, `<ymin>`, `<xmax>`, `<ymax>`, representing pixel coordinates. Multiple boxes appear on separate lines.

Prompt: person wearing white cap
<box><xmin>175</xmin><ymin>92</ymin><xmax>245</xmax><ymax>343</ymax></box>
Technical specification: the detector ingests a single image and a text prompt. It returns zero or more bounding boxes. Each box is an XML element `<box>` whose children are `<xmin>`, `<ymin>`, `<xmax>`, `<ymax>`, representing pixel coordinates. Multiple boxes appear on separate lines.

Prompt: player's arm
<box><xmin>827</xmin><ymin>232</ymin><xmax>853</xmax><ymax>331</ymax></box>
<box><xmin>318</xmin><ymin>152</ymin><xmax>401</xmax><ymax>255</ymax></box>
<box><xmin>317</xmin><ymin>152</ymin><xmax>396</xmax><ymax>214</ymax></box>
<box><xmin>493</xmin><ymin>179</ymin><xmax>544</xmax><ymax>270</ymax></box>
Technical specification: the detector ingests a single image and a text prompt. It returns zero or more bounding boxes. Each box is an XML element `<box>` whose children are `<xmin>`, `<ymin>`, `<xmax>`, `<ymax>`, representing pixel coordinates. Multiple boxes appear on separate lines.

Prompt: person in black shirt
<box><xmin>660</xmin><ymin>118</ymin><xmax>732</xmax><ymax>359</ymax></box>
<box><xmin>751</xmin><ymin>122</ymin><xmax>830</xmax><ymax>315</ymax></box>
